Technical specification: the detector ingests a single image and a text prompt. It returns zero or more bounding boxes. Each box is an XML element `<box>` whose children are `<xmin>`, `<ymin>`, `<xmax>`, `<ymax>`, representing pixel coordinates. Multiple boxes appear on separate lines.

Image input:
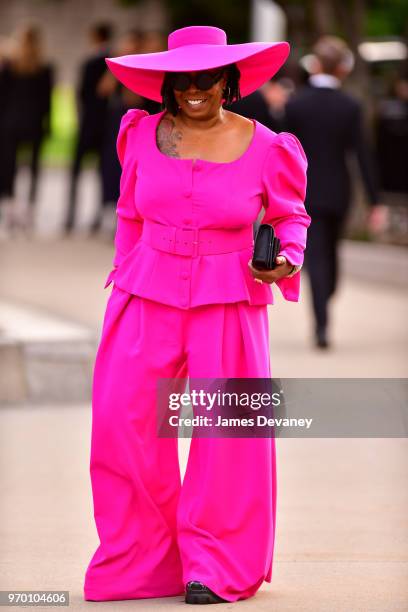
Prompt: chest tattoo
<box><xmin>156</xmin><ymin>116</ymin><xmax>183</xmax><ymax>158</ymax></box>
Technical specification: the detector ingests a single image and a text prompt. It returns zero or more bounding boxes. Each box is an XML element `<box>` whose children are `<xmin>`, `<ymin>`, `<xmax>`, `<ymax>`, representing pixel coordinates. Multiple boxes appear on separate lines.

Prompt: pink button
<box><xmin>181</xmin><ymin>273</ymin><xmax>190</xmax><ymax>280</ymax></box>
<box><xmin>183</xmin><ymin>218</ymin><xmax>192</xmax><ymax>225</ymax></box>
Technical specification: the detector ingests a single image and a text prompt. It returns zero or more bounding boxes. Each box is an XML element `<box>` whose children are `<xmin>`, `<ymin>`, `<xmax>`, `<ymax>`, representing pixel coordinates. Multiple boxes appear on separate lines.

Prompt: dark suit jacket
<box><xmin>284</xmin><ymin>84</ymin><xmax>379</xmax><ymax>218</ymax></box>
<box><xmin>226</xmin><ymin>89</ymin><xmax>285</xmax><ymax>132</ymax></box>
<box><xmin>0</xmin><ymin>61</ymin><xmax>53</xmax><ymax>139</ymax></box>
<box><xmin>77</xmin><ymin>49</ymin><xmax>110</xmax><ymax>146</ymax></box>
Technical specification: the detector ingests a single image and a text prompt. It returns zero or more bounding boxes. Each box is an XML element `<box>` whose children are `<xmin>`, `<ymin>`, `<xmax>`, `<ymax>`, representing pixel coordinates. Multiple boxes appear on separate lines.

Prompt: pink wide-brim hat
<box><xmin>105</xmin><ymin>25</ymin><xmax>290</xmax><ymax>102</ymax></box>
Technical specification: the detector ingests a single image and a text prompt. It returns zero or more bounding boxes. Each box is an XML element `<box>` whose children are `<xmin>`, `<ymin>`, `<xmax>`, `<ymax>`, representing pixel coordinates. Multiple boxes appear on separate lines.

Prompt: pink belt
<box><xmin>141</xmin><ymin>219</ymin><xmax>254</xmax><ymax>257</ymax></box>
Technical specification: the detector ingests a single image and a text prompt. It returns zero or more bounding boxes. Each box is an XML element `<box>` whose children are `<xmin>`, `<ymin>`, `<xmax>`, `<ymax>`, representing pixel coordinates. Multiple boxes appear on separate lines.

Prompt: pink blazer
<box><xmin>104</xmin><ymin>108</ymin><xmax>311</xmax><ymax>309</ymax></box>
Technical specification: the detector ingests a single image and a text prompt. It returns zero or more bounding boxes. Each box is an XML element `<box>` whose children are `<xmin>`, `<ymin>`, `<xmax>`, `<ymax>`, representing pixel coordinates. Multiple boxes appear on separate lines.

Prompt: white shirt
<box><xmin>308</xmin><ymin>74</ymin><xmax>341</xmax><ymax>89</ymax></box>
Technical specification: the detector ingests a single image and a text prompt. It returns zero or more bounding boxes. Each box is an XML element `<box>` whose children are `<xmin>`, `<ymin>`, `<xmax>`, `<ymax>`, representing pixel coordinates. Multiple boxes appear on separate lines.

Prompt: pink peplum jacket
<box><xmin>103</xmin><ymin>108</ymin><xmax>312</xmax><ymax>309</ymax></box>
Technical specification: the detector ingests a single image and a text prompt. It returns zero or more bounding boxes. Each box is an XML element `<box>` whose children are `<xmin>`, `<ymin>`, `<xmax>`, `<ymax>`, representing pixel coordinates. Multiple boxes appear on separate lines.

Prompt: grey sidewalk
<box><xmin>0</xmin><ymin>232</ymin><xmax>407</xmax><ymax>398</ymax></box>
<box><xmin>1</xmin><ymin>234</ymin><xmax>407</xmax><ymax>611</ymax></box>
<box><xmin>0</xmin><ymin>168</ymin><xmax>407</xmax><ymax>610</ymax></box>
<box><xmin>1</xmin><ymin>404</ymin><xmax>407</xmax><ymax>611</ymax></box>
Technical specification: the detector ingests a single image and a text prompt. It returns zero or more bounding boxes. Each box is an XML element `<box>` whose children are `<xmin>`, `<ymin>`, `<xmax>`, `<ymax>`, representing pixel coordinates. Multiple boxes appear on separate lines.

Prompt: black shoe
<box><xmin>185</xmin><ymin>581</ymin><xmax>228</xmax><ymax>604</ymax></box>
<box><xmin>315</xmin><ymin>326</ymin><xmax>329</xmax><ymax>349</ymax></box>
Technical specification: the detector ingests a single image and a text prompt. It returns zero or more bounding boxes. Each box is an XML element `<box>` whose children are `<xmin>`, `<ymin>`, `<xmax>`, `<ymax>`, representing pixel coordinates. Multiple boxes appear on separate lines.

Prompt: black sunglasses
<box><xmin>168</xmin><ymin>69</ymin><xmax>224</xmax><ymax>92</ymax></box>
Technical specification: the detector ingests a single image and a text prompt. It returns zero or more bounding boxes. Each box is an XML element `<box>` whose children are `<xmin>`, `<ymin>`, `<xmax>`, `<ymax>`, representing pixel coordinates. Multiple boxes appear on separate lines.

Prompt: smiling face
<box><xmin>172</xmin><ymin>69</ymin><xmax>228</xmax><ymax>118</ymax></box>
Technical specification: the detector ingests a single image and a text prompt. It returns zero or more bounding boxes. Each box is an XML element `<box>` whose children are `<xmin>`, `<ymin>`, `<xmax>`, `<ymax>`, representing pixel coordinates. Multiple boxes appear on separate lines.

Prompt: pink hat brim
<box><xmin>105</xmin><ymin>41</ymin><xmax>290</xmax><ymax>102</ymax></box>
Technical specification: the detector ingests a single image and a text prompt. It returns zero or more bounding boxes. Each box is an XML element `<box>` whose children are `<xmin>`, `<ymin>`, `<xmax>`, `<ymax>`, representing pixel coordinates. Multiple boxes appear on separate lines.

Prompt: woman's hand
<box><xmin>247</xmin><ymin>255</ymin><xmax>293</xmax><ymax>284</ymax></box>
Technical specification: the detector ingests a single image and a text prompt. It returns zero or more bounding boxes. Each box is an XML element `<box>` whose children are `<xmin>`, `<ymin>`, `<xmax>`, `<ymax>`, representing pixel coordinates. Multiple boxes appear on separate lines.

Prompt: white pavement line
<box><xmin>0</xmin><ymin>299</ymin><xmax>94</xmax><ymax>343</ymax></box>
<box><xmin>0</xmin><ymin>299</ymin><xmax>97</xmax><ymax>405</ymax></box>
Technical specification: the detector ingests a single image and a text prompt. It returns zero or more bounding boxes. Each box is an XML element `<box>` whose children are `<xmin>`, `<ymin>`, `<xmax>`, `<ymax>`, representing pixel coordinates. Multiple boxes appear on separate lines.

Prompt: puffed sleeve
<box><xmin>104</xmin><ymin>108</ymin><xmax>149</xmax><ymax>289</ymax></box>
<box><xmin>261</xmin><ymin>132</ymin><xmax>311</xmax><ymax>302</ymax></box>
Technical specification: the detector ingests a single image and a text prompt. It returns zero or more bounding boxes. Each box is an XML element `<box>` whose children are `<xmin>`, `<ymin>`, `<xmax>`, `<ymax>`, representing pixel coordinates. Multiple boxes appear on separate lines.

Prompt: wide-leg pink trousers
<box><xmin>83</xmin><ymin>285</ymin><xmax>277</xmax><ymax>603</ymax></box>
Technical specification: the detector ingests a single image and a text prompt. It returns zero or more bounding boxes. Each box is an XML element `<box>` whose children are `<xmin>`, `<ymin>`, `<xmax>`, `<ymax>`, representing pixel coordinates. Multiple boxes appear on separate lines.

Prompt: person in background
<box><xmin>284</xmin><ymin>36</ymin><xmax>388</xmax><ymax>349</ymax></box>
<box><xmin>262</xmin><ymin>77</ymin><xmax>294</xmax><ymax>131</ymax></box>
<box><xmin>0</xmin><ymin>23</ymin><xmax>53</xmax><ymax>236</ymax></box>
<box><xmin>226</xmin><ymin>76</ymin><xmax>293</xmax><ymax>133</ymax></box>
<box><xmin>226</xmin><ymin>88</ymin><xmax>276</xmax><ymax>131</ymax></box>
<box><xmin>64</xmin><ymin>22</ymin><xmax>113</xmax><ymax>234</ymax></box>
<box><xmin>136</xmin><ymin>29</ymin><xmax>167</xmax><ymax>116</ymax></box>
<box><xmin>375</xmin><ymin>75</ymin><xmax>408</xmax><ymax>196</ymax></box>
<box><xmin>93</xmin><ymin>29</ymin><xmax>162</xmax><ymax>237</ymax></box>
<box><xmin>0</xmin><ymin>36</ymin><xmax>8</xmax><ymax>65</ymax></box>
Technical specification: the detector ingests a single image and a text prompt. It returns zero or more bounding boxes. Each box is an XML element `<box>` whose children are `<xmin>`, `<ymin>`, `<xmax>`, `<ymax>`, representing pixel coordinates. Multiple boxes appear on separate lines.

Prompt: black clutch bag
<box><xmin>252</xmin><ymin>224</ymin><xmax>281</xmax><ymax>270</ymax></box>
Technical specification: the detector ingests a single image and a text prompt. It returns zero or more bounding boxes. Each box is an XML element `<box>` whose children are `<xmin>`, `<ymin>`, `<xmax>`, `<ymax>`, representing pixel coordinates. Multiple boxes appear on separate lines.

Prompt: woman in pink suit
<box><xmin>83</xmin><ymin>25</ymin><xmax>311</xmax><ymax>605</ymax></box>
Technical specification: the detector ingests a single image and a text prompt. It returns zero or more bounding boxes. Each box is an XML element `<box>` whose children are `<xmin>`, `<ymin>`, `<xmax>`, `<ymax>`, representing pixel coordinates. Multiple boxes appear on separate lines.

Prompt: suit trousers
<box><xmin>303</xmin><ymin>213</ymin><xmax>346</xmax><ymax>331</ymax></box>
<box><xmin>0</xmin><ymin>130</ymin><xmax>43</xmax><ymax>202</ymax></box>
<box><xmin>83</xmin><ymin>285</ymin><xmax>277</xmax><ymax>603</ymax></box>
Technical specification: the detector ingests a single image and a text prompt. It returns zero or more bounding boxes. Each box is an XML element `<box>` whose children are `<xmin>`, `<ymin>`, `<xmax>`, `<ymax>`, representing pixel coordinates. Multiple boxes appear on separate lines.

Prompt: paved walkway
<box><xmin>0</xmin><ymin>168</ymin><xmax>407</xmax><ymax>610</ymax></box>
<box><xmin>1</xmin><ymin>232</ymin><xmax>407</xmax><ymax>377</ymax></box>
<box><xmin>1</xmin><ymin>405</ymin><xmax>407</xmax><ymax>611</ymax></box>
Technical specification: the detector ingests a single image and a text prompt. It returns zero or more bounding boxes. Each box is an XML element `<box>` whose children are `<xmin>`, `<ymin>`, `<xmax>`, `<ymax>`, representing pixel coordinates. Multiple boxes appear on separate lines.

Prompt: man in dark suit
<box><xmin>284</xmin><ymin>36</ymin><xmax>385</xmax><ymax>348</ymax></box>
<box><xmin>65</xmin><ymin>22</ymin><xmax>113</xmax><ymax>233</ymax></box>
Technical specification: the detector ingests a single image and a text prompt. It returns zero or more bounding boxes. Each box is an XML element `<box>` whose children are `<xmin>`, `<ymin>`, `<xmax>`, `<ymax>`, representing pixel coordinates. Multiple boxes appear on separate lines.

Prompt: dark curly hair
<box><xmin>160</xmin><ymin>63</ymin><xmax>241</xmax><ymax>116</ymax></box>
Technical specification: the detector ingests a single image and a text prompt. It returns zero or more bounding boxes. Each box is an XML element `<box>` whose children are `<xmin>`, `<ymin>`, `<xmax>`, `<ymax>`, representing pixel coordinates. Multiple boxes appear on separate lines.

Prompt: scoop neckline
<box><xmin>153</xmin><ymin>109</ymin><xmax>258</xmax><ymax>166</ymax></box>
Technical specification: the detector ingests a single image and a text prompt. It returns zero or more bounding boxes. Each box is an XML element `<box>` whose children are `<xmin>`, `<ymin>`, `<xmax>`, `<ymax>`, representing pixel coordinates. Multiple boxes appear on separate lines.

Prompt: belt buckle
<box><xmin>175</xmin><ymin>226</ymin><xmax>199</xmax><ymax>257</ymax></box>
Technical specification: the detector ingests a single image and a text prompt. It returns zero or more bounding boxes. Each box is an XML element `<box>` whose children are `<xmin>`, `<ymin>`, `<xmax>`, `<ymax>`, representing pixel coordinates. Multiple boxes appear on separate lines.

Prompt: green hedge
<box><xmin>40</xmin><ymin>84</ymin><xmax>97</xmax><ymax>167</ymax></box>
